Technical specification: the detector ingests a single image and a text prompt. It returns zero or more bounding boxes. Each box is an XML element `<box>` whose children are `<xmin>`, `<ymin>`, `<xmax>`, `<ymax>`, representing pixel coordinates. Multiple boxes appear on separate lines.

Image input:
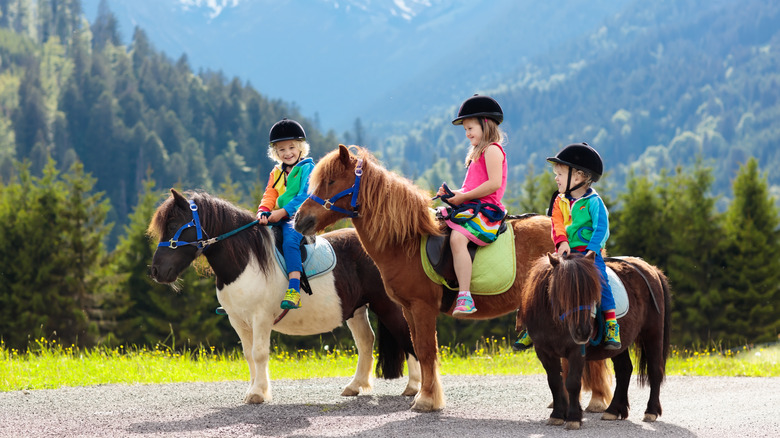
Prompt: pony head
<box><xmin>148</xmin><ymin>189</ymin><xmax>205</xmax><ymax>285</ymax></box>
<box><xmin>296</xmin><ymin>144</ymin><xmax>362</xmax><ymax>235</ymax></box>
<box><xmin>546</xmin><ymin>251</ymin><xmax>602</xmax><ymax>344</ymax></box>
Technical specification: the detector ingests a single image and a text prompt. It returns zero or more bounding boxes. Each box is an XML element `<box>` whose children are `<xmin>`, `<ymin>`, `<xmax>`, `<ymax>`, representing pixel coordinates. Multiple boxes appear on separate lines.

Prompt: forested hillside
<box><xmin>375</xmin><ymin>0</ymin><xmax>780</xmax><ymax>208</ymax></box>
<box><xmin>0</xmin><ymin>0</ymin><xmax>339</xmax><ymax>239</ymax></box>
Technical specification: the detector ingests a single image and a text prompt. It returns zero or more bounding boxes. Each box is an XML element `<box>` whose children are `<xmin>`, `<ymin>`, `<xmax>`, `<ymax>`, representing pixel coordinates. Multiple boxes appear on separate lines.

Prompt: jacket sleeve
<box><xmin>258</xmin><ymin>170</ymin><xmax>279</xmax><ymax>213</ymax></box>
<box><xmin>586</xmin><ymin>197</ymin><xmax>610</xmax><ymax>252</ymax></box>
<box><xmin>550</xmin><ymin>196</ymin><xmax>569</xmax><ymax>249</ymax></box>
<box><xmin>282</xmin><ymin>162</ymin><xmax>314</xmax><ymax>217</ymax></box>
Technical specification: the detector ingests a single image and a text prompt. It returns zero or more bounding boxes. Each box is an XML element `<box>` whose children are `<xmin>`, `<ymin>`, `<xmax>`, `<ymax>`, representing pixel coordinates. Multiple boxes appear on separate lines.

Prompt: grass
<box><xmin>1</xmin><ymin>337</ymin><xmax>777</xmax><ymax>392</ymax></box>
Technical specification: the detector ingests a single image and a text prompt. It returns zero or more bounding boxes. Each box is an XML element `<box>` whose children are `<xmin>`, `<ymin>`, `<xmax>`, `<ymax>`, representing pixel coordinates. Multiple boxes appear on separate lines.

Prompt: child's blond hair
<box><xmin>465</xmin><ymin>117</ymin><xmax>506</xmax><ymax>166</ymax></box>
<box><xmin>267</xmin><ymin>139</ymin><xmax>310</xmax><ymax>163</ymax></box>
<box><xmin>552</xmin><ymin>162</ymin><xmax>594</xmax><ymax>185</ymax></box>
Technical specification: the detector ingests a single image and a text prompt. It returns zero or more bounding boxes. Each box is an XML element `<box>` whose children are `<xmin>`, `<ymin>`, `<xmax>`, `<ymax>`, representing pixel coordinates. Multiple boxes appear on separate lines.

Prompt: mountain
<box><xmin>80</xmin><ymin>0</ymin><xmax>631</xmax><ymax>132</ymax></box>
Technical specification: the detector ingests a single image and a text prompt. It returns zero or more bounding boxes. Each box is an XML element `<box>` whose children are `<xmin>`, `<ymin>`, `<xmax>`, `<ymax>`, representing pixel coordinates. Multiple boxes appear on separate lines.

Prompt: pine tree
<box><xmin>0</xmin><ymin>160</ymin><xmax>109</xmax><ymax>349</ymax></box>
<box><xmin>662</xmin><ymin>163</ymin><xmax>726</xmax><ymax>346</ymax></box>
<box><xmin>609</xmin><ymin>170</ymin><xmax>669</xmax><ymax>266</ymax></box>
<box><xmin>720</xmin><ymin>158</ymin><xmax>780</xmax><ymax>345</ymax></box>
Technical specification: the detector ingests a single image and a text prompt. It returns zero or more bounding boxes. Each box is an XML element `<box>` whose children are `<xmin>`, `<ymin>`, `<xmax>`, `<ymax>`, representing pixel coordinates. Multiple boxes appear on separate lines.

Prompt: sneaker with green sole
<box><xmin>280</xmin><ymin>288</ymin><xmax>302</xmax><ymax>310</ymax></box>
<box><xmin>512</xmin><ymin>331</ymin><xmax>533</xmax><ymax>351</ymax></box>
<box><xmin>604</xmin><ymin>320</ymin><xmax>621</xmax><ymax>350</ymax></box>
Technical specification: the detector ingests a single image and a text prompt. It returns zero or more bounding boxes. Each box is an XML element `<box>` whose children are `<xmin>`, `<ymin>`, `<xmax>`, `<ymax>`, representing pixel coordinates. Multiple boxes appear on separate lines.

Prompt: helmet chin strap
<box><xmin>564</xmin><ymin>167</ymin><xmax>587</xmax><ymax>197</ymax></box>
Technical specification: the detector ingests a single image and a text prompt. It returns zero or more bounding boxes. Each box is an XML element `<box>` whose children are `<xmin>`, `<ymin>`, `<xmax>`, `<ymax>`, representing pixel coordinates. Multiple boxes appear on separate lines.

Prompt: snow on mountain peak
<box><xmin>177</xmin><ymin>0</ymin><xmax>240</xmax><ymax>20</ymax></box>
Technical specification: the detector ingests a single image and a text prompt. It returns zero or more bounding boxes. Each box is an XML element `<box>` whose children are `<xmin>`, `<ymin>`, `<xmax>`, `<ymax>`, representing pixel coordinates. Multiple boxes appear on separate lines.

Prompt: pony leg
<box><xmin>243</xmin><ymin>321</ymin><xmax>273</xmax><ymax>404</ymax></box>
<box><xmin>583</xmin><ymin>359</ymin><xmax>613</xmax><ymax>412</ymax></box>
<box><xmin>603</xmin><ymin>349</ymin><xmax>632</xmax><ymax>420</ymax></box>
<box><xmin>641</xmin><ymin>336</ymin><xmax>666</xmax><ymax>421</ymax></box>
<box><xmin>227</xmin><ymin>316</ymin><xmax>269</xmax><ymax>404</ymax></box>
<box><xmin>403</xmin><ymin>353</ymin><xmax>422</xmax><ymax>396</ymax></box>
<box><xmin>563</xmin><ymin>354</ymin><xmax>586</xmax><ymax>430</ymax></box>
<box><xmin>342</xmin><ymin>305</ymin><xmax>374</xmax><ymax>396</ymax></box>
<box><xmin>538</xmin><ymin>352</ymin><xmax>566</xmax><ymax>426</ymax></box>
<box><xmin>403</xmin><ymin>304</ymin><xmax>445</xmax><ymax>412</ymax></box>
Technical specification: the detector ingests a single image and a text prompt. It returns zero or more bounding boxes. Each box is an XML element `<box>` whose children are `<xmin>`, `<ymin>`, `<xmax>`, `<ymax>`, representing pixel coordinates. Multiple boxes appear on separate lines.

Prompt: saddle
<box><xmin>421</xmin><ymin>222</ymin><xmax>515</xmax><ymax>295</ymax></box>
<box><xmin>271</xmin><ymin>227</ymin><xmax>337</xmax><ymax>294</ymax></box>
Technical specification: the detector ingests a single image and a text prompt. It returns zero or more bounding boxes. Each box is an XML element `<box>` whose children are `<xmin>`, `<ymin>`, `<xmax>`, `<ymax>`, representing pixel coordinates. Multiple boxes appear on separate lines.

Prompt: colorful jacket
<box><xmin>258</xmin><ymin>157</ymin><xmax>314</xmax><ymax>218</ymax></box>
<box><xmin>550</xmin><ymin>188</ymin><xmax>610</xmax><ymax>253</ymax></box>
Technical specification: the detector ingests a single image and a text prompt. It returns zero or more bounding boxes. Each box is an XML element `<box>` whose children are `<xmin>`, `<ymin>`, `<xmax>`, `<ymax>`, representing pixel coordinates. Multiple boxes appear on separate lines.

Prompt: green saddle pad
<box><xmin>421</xmin><ymin>225</ymin><xmax>516</xmax><ymax>295</ymax></box>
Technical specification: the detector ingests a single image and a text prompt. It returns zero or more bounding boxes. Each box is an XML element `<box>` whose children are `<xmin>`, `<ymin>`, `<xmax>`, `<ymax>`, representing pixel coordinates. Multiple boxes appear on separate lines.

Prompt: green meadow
<box><xmin>2</xmin><ymin>338</ymin><xmax>777</xmax><ymax>392</ymax></box>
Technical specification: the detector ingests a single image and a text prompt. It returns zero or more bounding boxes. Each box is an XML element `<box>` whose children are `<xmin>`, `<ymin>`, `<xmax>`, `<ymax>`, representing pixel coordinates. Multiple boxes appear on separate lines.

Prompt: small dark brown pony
<box><xmin>520</xmin><ymin>251</ymin><xmax>672</xmax><ymax>430</ymax></box>
<box><xmin>295</xmin><ymin>145</ymin><xmax>612</xmax><ymax>412</ymax></box>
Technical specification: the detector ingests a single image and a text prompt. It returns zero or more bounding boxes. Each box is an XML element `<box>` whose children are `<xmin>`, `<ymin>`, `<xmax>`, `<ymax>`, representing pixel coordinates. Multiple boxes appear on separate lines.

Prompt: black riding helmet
<box><xmin>452</xmin><ymin>94</ymin><xmax>503</xmax><ymax>125</ymax></box>
<box><xmin>547</xmin><ymin>142</ymin><xmax>603</xmax><ymax>183</ymax></box>
<box><xmin>269</xmin><ymin>118</ymin><xmax>306</xmax><ymax>144</ymax></box>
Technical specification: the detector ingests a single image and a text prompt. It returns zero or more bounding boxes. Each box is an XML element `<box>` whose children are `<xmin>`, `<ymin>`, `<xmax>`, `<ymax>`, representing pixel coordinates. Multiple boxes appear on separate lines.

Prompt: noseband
<box><xmin>158</xmin><ymin>199</ymin><xmax>258</xmax><ymax>253</ymax></box>
<box><xmin>308</xmin><ymin>159</ymin><xmax>363</xmax><ymax>218</ymax></box>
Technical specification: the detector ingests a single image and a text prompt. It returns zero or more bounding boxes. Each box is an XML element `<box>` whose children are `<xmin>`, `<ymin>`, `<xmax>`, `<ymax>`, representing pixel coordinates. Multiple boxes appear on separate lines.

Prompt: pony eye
<box><xmin>327</xmin><ymin>180</ymin><xmax>335</xmax><ymax>186</ymax></box>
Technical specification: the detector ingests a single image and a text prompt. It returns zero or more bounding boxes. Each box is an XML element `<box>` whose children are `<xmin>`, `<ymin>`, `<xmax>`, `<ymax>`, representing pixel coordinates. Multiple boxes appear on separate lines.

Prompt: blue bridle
<box><xmin>307</xmin><ymin>159</ymin><xmax>363</xmax><ymax>218</ymax></box>
<box><xmin>157</xmin><ymin>199</ymin><xmax>258</xmax><ymax>252</ymax></box>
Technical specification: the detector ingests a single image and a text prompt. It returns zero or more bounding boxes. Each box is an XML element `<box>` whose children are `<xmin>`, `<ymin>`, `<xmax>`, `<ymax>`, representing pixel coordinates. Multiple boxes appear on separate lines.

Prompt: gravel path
<box><xmin>1</xmin><ymin>375</ymin><xmax>777</xmax><ymax>437</ymax></box>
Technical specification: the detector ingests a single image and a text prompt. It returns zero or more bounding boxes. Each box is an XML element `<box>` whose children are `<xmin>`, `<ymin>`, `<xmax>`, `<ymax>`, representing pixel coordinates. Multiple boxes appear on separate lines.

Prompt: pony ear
<box><xmin>171</xmin><ymin>188</ymin><xmax>189</xmax><ymax>210</ymax></box>
<box><xmin>585</xmin><ymin>251</ymin><xmax>597</xmax><ymax>262</ymax></box>
<box><xmin>547</xmin><ymin>252</ymin><xmax>559</xmax><ymax>266</ymax></box>
<box><xmin>338</xmin><ymin>144</ymin><xmax>352</xmax><ymax>167</ymax></box>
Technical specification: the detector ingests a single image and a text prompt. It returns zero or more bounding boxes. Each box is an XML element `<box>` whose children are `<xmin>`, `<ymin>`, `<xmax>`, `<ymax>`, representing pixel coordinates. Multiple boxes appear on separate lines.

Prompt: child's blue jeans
<box><xmin>575</xmin><ymin>249</ymin><xmax>615</xmax><ymax>310</ymax></box>
<box><xmin>279</xmin><ymin>219</ymin><xmax>303</xmax><ymax>274</ymax></box>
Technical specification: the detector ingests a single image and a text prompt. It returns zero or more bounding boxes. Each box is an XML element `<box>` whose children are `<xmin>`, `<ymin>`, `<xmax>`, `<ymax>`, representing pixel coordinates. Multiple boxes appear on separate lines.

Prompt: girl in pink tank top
<box><xmin>435</xmin><ymin>95</ymin><xmax>508</xmax><ymax>316</ymax></box>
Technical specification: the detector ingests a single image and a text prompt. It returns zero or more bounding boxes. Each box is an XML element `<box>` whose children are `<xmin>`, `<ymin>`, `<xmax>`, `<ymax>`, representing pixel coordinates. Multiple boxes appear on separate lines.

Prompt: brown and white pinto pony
<box><xmin>295</xmin><ymin>145</ymin><xmax>612</xmax><ymax>412</ymax></box>
<box><xmin>149</xmin><ymin>189</ymin><xmax>420</xmax><ymax>403</ymax></box>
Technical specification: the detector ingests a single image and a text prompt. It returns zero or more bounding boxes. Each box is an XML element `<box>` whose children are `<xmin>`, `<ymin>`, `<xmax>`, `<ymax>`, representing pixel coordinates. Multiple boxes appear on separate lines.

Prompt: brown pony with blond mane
<box><xmin>295</xmin><ymin>145</ymin><xmax>612</xmax><ymax>412</ymax></box>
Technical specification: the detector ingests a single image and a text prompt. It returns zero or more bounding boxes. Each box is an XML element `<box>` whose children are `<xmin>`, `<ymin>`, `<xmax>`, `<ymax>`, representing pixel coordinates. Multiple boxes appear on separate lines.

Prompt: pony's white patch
<box><xmin>216</xmin><ymin>254</ymin><xmax>343</xmax><ymax>336</ymax></box>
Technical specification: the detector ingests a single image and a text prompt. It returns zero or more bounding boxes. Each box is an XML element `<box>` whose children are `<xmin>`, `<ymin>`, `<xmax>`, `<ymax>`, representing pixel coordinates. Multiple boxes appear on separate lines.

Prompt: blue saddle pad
<box><xmin>606</xmin><ymin>266</ymin><xmax>629</xmax><ymax>318</ymax></box>
<box><xmin>274</xmin><ymin>236</ymin><xmax>337</xmax><ymax>279</ymax></box>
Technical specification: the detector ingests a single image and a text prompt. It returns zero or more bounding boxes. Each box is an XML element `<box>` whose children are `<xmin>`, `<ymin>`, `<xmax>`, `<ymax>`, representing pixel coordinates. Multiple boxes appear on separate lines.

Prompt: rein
<box><xmin>158</xmin><ymin>199</ymin><xmax>258</xmax><ymax>253</ymax></box>
<box><xmin>308</xmin><ymin>159</ymin><xmax>363</xmax><ymax>218</ymax></box>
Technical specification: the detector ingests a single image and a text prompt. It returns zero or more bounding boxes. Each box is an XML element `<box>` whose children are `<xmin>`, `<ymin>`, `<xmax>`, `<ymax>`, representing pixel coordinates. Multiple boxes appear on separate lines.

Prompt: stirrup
<box><xmin>452</xmin><ymin>295</ymin><xmax>476</xmax><ymax>316</ymax></box>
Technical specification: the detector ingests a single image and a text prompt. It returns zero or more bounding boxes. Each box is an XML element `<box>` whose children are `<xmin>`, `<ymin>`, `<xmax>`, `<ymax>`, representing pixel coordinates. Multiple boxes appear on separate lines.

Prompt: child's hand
<box><xmin>268</xmin><ymin>209</ymin><xmax>288</xmax><ymax>223</ymax></box>
<box><xmin>556</xmin><ymin>242</ymin><xmax>571</xmax><ymax>257</ymax></box>
<box><xmin>447</xmin><ymin>190</ymin><xmax>468</xmax><ymax>205</ymax></box>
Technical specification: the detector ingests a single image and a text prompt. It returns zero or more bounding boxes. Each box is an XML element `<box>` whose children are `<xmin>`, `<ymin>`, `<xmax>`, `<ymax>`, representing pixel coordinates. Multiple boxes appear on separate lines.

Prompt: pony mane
<box><xmin>148</xmin><ymin>190</ymin><xmax>274</xmax><ymax>275</ymax></box>
<box><xmin>314</xmin><ymin>146</ymin><xmax>443</xmax><ymax>255</ymax></box>
<box><xmin>520</xmin><ymin>253</ymin><xmax>602</xmax><ymax>328</ymax></box>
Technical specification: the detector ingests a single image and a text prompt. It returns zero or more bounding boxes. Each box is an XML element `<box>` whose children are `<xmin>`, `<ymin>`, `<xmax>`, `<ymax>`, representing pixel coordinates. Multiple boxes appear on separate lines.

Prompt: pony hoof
<box><xmin>564</xmin><ymin>421</ymin><xmax>582</xmax><ymax>430</ymax></box>
<box><xmin>411</xmin><ymin>399</ymin><xmax>437</xmax><ymax>412</ymax></box>
<box><xmin>244</xmin><ymin>393</ymin><xmax>266</xmax><ymax>404</ymax></box>
<box><xmin>643</xmin><ymin>413</ymin><xmax>658</xmax><ymax>422</ymax></box>
<box><xmin>601</xmin><ymin>412</ymin><xmax>619</xmax><ymax>421</ymax></box>
<box><xmin>585</xmin><ymin>400</ymin><xmax>608</xmax><ymax>413</ymax></box>
<box><xmin>341</xmin><ymin>387</ymin><xmax>360</xmax><ymax>397</ymax></box>
<box><xmin>547</xmin><ymin>418</ymin><xmax>565</xmax><ymax>426</ymax></box>
<box><xmin>401</xmin><ymin>386</ymin><xmax>419</xmax><ymax>397</ymax></box>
